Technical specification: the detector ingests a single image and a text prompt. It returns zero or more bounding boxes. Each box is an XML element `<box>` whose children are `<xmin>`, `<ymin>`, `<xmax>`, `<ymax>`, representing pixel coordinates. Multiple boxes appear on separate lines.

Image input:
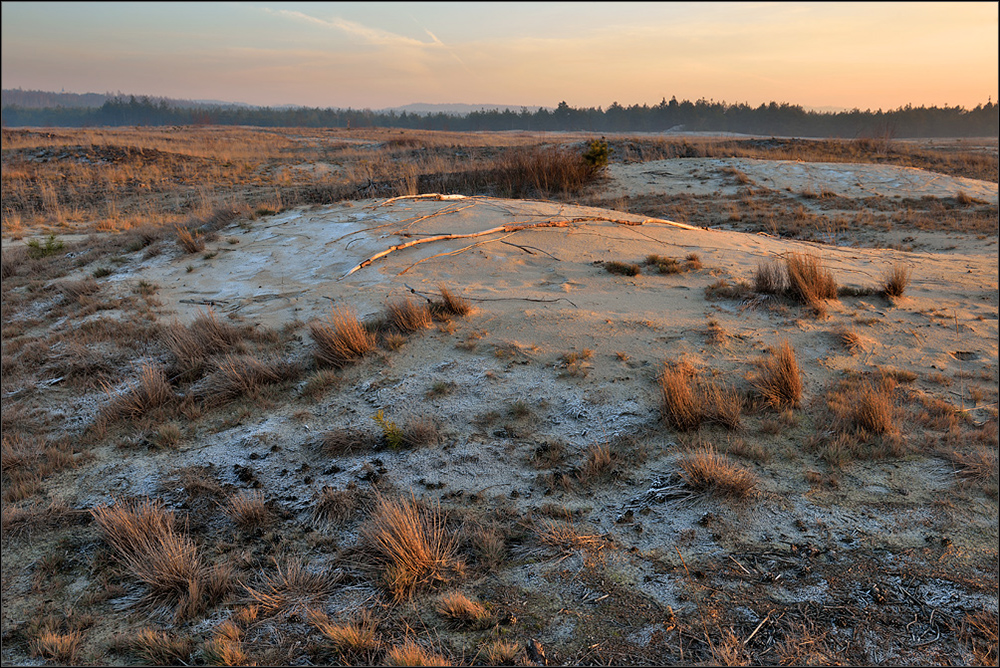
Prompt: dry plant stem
<box><xmin>342</xmin><ymin>214</ymin><xmax>696</xmax><ymax>278</ymax></box>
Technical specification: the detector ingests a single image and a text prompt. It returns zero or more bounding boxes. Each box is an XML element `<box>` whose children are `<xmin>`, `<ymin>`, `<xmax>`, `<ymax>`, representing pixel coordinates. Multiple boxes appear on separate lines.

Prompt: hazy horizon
<box><xmin>2</xmin><ymin>2</ymin><xmax>997</xmax><ymax>112</ymax></box>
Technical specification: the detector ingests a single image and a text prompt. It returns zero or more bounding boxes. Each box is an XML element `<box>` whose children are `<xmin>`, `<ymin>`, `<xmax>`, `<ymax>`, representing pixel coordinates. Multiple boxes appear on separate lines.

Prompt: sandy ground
<box><xmin>606</xmin><ymin>158</ymin><xmax>999</xmax><ymax>203</ymax></box>
<box><xmin>60</xmin><ymin>170</ymin><xmax>997</xmax><ymax>545</ymax></box>
<box><xmin>14</xmin><ymin>159</ymin><xmax>998</xmax><ymax>663</ymax></box>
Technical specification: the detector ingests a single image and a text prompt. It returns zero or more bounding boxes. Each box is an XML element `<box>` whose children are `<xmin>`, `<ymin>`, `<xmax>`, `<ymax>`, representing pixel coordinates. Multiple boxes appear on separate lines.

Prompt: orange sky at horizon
<box><xmin>2</xmin><ymin>2</ymin><xmax>996</xmax><ymax>111</ymax></box>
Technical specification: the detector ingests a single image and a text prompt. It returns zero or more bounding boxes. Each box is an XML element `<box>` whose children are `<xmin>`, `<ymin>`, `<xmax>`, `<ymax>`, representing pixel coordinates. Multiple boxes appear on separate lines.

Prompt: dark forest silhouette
<box><xmin>2</xmin><ymin>93</ymin><xmax>997</xmax><ymax>137</ymax></box>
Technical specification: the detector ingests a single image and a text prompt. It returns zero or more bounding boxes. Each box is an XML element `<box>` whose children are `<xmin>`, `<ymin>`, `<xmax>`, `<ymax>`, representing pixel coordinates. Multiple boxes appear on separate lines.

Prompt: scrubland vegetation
<box><xmin>1</xmin><ymin>127</ymin><xmax>997</xmax><ymax>666</ymax></box>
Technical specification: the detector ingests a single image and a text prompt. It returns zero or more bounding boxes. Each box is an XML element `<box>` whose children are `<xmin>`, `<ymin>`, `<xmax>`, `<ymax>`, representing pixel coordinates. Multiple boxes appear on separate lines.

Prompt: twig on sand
<box><xmin>396</xmin><ymin>233</ymin><xmax>517</xmax><ymax>276</ymax></box>
<box><xmin>402</xmin><ymin>283</ymin><xmax>578</xmax><ymax>308</ymax></box>
<box><xmin>339</xmin><ymin>220</ymin><xmax>571</xmax><ymax>278</ymax></box>
<box><xmin>340</xmin><ymin>214</ymin><xmax>697</xmax><ymax>279</ymax></box>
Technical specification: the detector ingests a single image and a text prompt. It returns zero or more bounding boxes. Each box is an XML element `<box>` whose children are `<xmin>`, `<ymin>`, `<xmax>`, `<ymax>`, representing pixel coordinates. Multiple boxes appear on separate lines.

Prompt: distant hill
<box><xmin>1</xmin><ymin>88</ymin><xmax>257</xmax><ymax>109</ymax></box>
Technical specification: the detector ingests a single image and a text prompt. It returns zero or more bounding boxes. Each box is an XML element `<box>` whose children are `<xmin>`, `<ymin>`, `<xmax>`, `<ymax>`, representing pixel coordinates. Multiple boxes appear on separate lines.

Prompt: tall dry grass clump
<box><xmin>658</xmin><ymin>362</ymin><xmax>743</xmax><ymax>431</ymax></box>
<box><xmin>90</xmin><ymin>498</ymin><xmax>211</xmax><ymax>618</ymax></box>
<box><xmin>361</xmin><ymin>493</ymin><xmax>463</xmax><ymax>601</ymax></box>
<box><xmin>31</xmin><ymin>630</ymin><xmax>83</xmax><ymax>665</ymax></box>
<box><xmin>192</xmin><ymin>353</ymin><xmax>298</xmax><ymax>406</ymax></box>
<box><xmin>175</xmin><ymin>226</ymin><xmax>205</xmax><ymax>254</ymax></box>
<box><xmin>828</xmin><ymin>374</ymin><xmax>899</xmax><ymax>437</ymax></box>
<box><xmin>785</xmin><ymin>253</ymin><xmax>837</xmax><ymax>316</ymax></box>
<box><xmin>129</xmin><ymin>629</ymin><xmax>194</xmax><ymax>666</ymax></box>
<box><xmin>880</xmin><ymin>264</ymin><xmax>911</xmax><ymax>298</ymax></box>
<box><xmin>753</xmin><ymin>260</ymin><xmax>787</xmax><ymax>294</ymax></box>
<box><xmin>98</xmin><ymin>363</ymin><xmax>174</xmax><ymax>423</ymax></box>
<box><xmin>243</xmin><ymin>557</ymin><xmax>337</xmax><ymax>617</ymax></box>
<box><xmin>678</xmin><ymin>445</ymin><xmax>758</xmax><ymax>498</ymax></box>
<box><xmin>385</xmin><ymin>298</ymin><xmax>432</xmax><ymax>334</ymax></box>
<box><xmin>436</xmin><ymin>591</ymin><xmax>490</xmax><ymax>627</ymax></box>
<box><xmin>751</xmin><ymin>341</ymin><xmax>802</xmax><ymax>409</ymax></box>
<box><xmin>658</xmin><ymin>364</ymin><xmax>703</xmax><ymax>432</ymax></box>
<box><xmin>432</xmin><ymin>285</ymin><xmax>472</xmax><ymax>318</ymax></box>
<box><xmin>310</xmin><ymin>307</ymin><xmax>376</xmax><ymax>368</ymax></box>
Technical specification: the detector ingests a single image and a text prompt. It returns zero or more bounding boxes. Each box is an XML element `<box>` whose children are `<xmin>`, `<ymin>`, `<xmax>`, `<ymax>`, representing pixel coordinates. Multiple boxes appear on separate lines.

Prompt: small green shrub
<box><xmin>583</xmin><ymin>139</ymin><xmax>611</xmax><ymax>171</ymax></box>
<box><xmin>26</xmin><ymin>234</ymin><xmax>64</xmax><ymax>259</ymax></box>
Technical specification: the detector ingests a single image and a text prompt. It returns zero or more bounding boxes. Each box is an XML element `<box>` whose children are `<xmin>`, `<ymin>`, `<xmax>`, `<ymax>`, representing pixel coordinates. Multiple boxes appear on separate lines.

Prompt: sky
<box><xmin>2</xmin><ymin>2</ymin><xmax>997</xmax><ymax>111</ymax></box>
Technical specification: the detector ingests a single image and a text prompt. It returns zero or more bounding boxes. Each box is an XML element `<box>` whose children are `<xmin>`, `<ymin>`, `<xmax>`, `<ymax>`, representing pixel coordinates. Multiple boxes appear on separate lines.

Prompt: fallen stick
<box><xmin>396</xmin><ymin>233</ymin><xmax>517</xmax><ymax>276</ymax></box>
<box><xmin>340</xmin><ymin>220</ymin><xmax>570</xmax><ymax>278</ymax></box>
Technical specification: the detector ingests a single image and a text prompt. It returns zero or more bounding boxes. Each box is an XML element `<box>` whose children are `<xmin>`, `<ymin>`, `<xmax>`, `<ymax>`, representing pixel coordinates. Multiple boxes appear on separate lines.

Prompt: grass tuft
<box><xmin>880</xmin><ymin>264</ymin><xmax>911</xmax><ymax>298</ymax></box>
<box><xmin>678</xmin><ymin>445</ymin><xmax>758</xmax><ymax>498</ymax></box>
<box><xmin>310</xmin><ymin>307</ymin><xmax>376</xmax><ymax>368</ymax></box>
<box><xmin>362</xmin><ymin>493</ymin><xmax>462</xmax><ymax>601</ymax></box>
<box><xmin>751</xmin><ymin>340</ymin><xmax>802</xmax><ymax>409</ymax></box>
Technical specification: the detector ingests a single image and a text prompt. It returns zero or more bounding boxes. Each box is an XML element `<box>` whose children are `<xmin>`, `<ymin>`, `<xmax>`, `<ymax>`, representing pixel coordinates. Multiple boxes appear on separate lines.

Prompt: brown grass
<box><xmin>751</xmin><ymin>340</ymin><xmax>802</xmax><ymax>409</ymax></box>
<box><xmin>436</xmin><ymin>591</ymin><xmax>490</xmax><ymax>627</ymax></box>
<box><xmin>384</xmin><ymin>639</ymin><xmax>450</xmax><ymax>666</ymax></box>
<box><xmin>201</xmin><ymin>620</ymin><xmax>247</xmax><ymax>667</ymax></box>
<box><xmin>312</xmin><ymin>485</ymin><xmax>360</xmax><ymax>526</ymax></box>
<box><xmin>222</xmin><ymin>490</ymin><xmax>272</xmax><ymax>529</ymax></box>
<box><xmin>880</xmin><ymin>264</ymin><xmax>911</xmax><ymax>298</ymax></box>
<box><xmin>386</xmin><ymin>298</ymin><xmax>432</xmax><ymax>334</ymax></box>
<box><xmin>243</xmin><ymin>557</ymin><xmax>337</xmax><ymax>617</ymax></box>
<box><xmin>433</xmin><ymin>284</ymin><xmax>472</xmax><ymax>317</ymax></box>
<box><xmin>192</xmin><ymin>353</ymin><xmax>298</xmax><ymax>406</ymax></box>
<box><xmin>678</xmin><ymin>445</ymin><xmax>758</xmax><ymax>498</ymax></box>
<box><xmin>361</xmin><ymin>493</ymin><xmax>462</xmax><ymax>601</ymax></box>
<box><xmin>310</xmin><ymin>307</ymin><xmax>377</xmax><ymax>368</ymax></box>
<box><xmin>175</xmin><ymin>225</ymin><xmax>205</xmax><ymax>254</ymax></box>
<box><xmin>753</xmin><ymin>260</ymin><xmax>786</xmax><ymax>294</ymax></box>
<box><xmin>306</xmin><ymin>608</ymin><xmax>379</xmax><ymax>655</ymax></box>
<box><xmin>31</xmin><ymin>630</ymin><xmax>83</xmax><ymax>665</ymax></box>
<box><xmin>827</xmin><ymin>374</ymin><xmax>899</xmax><ymax>437</ymax></box>
<box><xmin>659</xmin><ymin>363</ymin><xmax>743</xmax><ymax>431</ymax></box>
<box><xmin>658</xmin><ymin>364</ymin><xmax>703</xmax><ymax>431</ymax></box>
<box><xmin>98</xmin><ymin>363</ymin><xmax>173</xmax><ymax>423</ymax></box>
<box><xmin>785</xmin><ymin>253</ymin><xmax>838</xmax><ymax>316</ymax></box>
<box><xmin>481</xmin><ymin>640</ymin><xmax>523</xmax><ymax>666</ymax></box>
<box><xmin>129</xmin><ymin>628</ymin><xmax>194</xmax><ymax>666</ymax></box>
<box><xmin>90</xmin><ymin>498</ymin><xmax>211</xmax><ymax>618</ymax></box>
<box><xmin>604</xmin><ymin>260</ymin><xmax>641</xmax><ymax>276</ymax></box>
<box><xmin>319</xmin><ymin>427</ymin><xmax>378</xmax><ymax>456</ymax></box>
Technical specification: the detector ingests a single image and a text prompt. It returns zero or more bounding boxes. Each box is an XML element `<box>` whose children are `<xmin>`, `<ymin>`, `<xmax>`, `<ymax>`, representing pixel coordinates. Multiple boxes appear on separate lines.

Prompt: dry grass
<box><xmin>98</xmin><ymin>363</ymin><xmax>173</xmax><ymax>423</ymax></box>
<box><xmin>785</xmin><ymin>253</ymin><xmax>838</xmax><ymax>316</ymax></box>
<box><xmin>958</xmin><ymin>609</ymin><xmax>1000</xmax><ymax>666</ymax></box>
<box><xmin>658</xmin><ymin>363</ymin><xmax>703</xmax><ymax>432</ymax></box>
<box><xmin>751</xmin><ymin>340</ymin><xmax>802</xmax><ymax>409</ymax></box>
<box><xmin>433</xmin><ymin>284</ymin><xmax>472</xmax><ymax>317</ymax></box>
<box><xmin>318</xmin><ymin>427</ymin><xmax>378</xmax><ymax>456</ymax></box>
<box><xmin>310</xmin><ymin>307</ymin><xmax>377</xmax><ymax>369</ymax></box>
<box><xmin>90</xmin><ymin>498</ymin><xmax>215</xmax><ymax>619</ymax></box>
<box><xmin>306</xmin><ymin>608</ymin><xmax>379</xmax><ymax>655</ymax></box>
<box><xmin>222</xmin><ymin>490</ymin><xmax>272</xmax><ymax>530</ymax></box>
<box><xmin>128</xmin><ymin>628</ymin><xmax>194</xmax><ymax>666</ymax></box>
<box><xmin>384</xmin><ymin>639</ymin><xmax>450</xmax><ymax>666</ymax></box>
<box><xmin>436</xmin><ymin>591</ymin><xmax>490</xmax><ymax>627</ymax></box>
<box><xmin>192</xmin><ymin>353</ymin><xmax>298</xmax><ymax>406</ymax></box>
<box><xmin>658</xmin><ymin>362</ymin><xmax>743</xmax><ymax>431</ymax></box>
<box><xmin>312</xmin><ymin>485</ymin><xmax>360</xmax><ymax>526</ymax></box>
<box><xmin>175</xmin><ymin>225</ymin><xmax>205</xmax><ymax>254</ymax></box>
<box><xmin>201</xmin><ymin>620</ymin><xmax>247</xmax><ymax>667</ymax></box>
<box><xmin>827</xmin><ymin>374</ymin><xmax>899</xmax><ymax>437</ymax></box>
<box><xmin>481</xmin><ymin>639</ymin><xmax>523</xmax><ymax>666</ymax></box>
<box><xmin>31</xmin><ymin>630</ymin><xmax>83</xmax><ymax>665</ymax></box>
<box><xmin>678</xmin><ymin>445</ymin><xmax>758</xmax><ymax>498</ymax></box>
<box><xmin>386</xmin><ymin>298</ymin><xmax>432</xmax><ymax>334</ymax></box>
<box><xmin>753</xmin><ymin>260</ymin><xmax>787</xmax><ymax>294</ymax></box>
<box><xmin>361</xmin><ymin>493</ymin><xmax>463</xmax><ymax>601</ymax></box>
<box><xmin>604</xmin><ymin>260</ymin><xmax>641</xmax><ymax>276</ymax></box>
<box><xmin>881</xmin><ymin>264</ymin><xmax>911</xmax><ymax>298</ymax></box>
<box><xmin>243</xmin><ymin>557</ymin><xmax>337</xmax><ymax>618</ymax></box>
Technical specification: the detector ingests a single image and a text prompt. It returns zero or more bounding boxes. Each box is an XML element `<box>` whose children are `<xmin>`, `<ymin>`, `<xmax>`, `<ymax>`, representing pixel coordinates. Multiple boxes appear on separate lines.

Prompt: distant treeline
<box><xmin>2</xmin><ymin>95</ymin><xmax>997</xmax><ymax>138</ymax></box>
